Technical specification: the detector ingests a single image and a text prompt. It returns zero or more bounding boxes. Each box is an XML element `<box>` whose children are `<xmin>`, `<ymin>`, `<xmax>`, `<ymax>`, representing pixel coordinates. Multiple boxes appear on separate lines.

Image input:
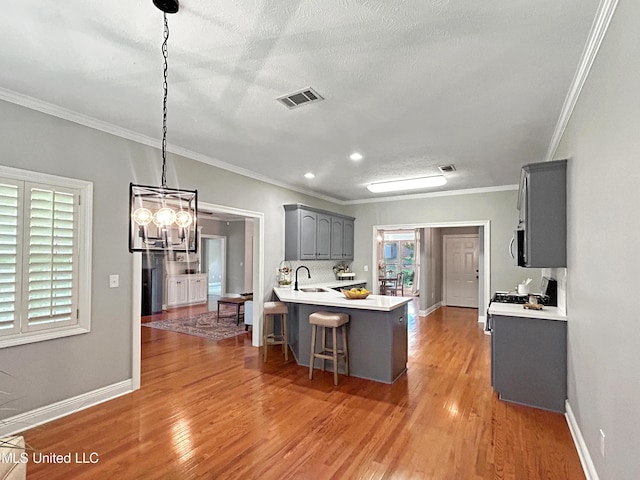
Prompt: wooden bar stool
<box><xmin>263</xmin><ymin>301</ymin><xmax>288</xmax><ymax>362</ymax></box>
<box><xmin>309</xmin><ymin>311</ymin><xmax>349</xmax><ymax>385</ymax></box>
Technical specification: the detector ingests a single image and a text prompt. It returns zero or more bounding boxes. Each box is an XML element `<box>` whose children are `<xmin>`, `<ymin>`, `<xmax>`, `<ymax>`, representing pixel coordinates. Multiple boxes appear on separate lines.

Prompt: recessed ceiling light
<box><xmin>349</xmin><ymin>152</ymin><xmax>363</xmax><ymax>161</ymax></box>
<box><xmin>304</xmin><ymin>172</ymin><xmax>315</xmax><ymax>179</ymax></box>
<box><xmin>366</xmin><ymin>175</ymin><xmax>447</xmax><ymax>193</ymax></box>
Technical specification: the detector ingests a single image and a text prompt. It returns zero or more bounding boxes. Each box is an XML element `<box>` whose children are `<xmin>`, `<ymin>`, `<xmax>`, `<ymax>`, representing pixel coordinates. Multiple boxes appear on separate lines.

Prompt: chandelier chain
<box><xmin>161</xmin><ymin>12</ymin><xmax>170</xmax><ymax>188</ymax></box>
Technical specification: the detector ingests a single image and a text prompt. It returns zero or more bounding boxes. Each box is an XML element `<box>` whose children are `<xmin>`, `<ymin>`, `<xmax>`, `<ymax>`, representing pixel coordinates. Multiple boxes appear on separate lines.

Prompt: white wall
<box><xmin>553</xmin><ymin>1</ymin><xmax>640</xmax><ymax>478</ymax></box>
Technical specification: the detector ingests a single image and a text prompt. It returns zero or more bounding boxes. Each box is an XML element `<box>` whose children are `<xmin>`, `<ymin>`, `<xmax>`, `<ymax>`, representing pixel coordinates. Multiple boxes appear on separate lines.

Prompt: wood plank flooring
<box><xmin>22</xmin><ymin>305</ymin><xmax>584</xmax><ymax>479</ymax></box>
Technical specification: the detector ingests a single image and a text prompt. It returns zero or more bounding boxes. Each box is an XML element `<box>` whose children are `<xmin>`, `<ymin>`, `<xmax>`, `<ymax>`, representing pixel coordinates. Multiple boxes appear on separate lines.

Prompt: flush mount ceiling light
<box><xmin>349</xmin><ymin>152</ymin><xmax>363</xmax><ymax>161</ymax></box>
<box><xmin>129</xmin><ymin>0</ymin><xmax>198</xmax><ymax>253</ymax></box>
<box><xmin>304</xmin><ymin>172</ymin><xmax>315</xmax><ymax>179</ymax></box>
<box><xmin>366</xmin><ymin>175</ymin><xmax>447</xmax><ymax>193</ymax></box>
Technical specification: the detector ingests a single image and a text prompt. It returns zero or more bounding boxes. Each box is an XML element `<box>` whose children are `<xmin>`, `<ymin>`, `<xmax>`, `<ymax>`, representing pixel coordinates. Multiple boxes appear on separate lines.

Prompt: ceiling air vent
<box><xmin>276</xmin><ymin>87</ymin><xmax>324</xmax><ymax>109</ymax></box>
<box><xmin>438</xmin><ymin>164</ymin><xmax>456</xmax><ymax>173</ymax></box>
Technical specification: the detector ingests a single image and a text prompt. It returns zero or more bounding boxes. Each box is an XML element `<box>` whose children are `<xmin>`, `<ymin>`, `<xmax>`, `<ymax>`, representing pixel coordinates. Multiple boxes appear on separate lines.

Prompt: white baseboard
<box><xmin>419</xmin><ymin>302</ymin><xmax>442</xmax><ymax>317</ymax></box>
<box><xmin>0</xmin><ymin>380</ymin><xmax>133</xmax><ymax>437</ymax></box>
<box><xmin>565</xmin><ymin>399</ymin><xmax>599</xmax><ymax>480</ymax></box>
<box><xmin>478</xmin><ymin>314</ymin><xmax>486</xmax><ymax>325</ymax></box>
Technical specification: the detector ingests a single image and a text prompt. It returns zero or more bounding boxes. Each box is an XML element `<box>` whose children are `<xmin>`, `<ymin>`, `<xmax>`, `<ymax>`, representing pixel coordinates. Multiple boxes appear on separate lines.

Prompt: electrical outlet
<box><xmin>109</xmin><ymin>275</ymin><xmax>119</xmax><ymax>288</ymax></box>
<box><xmin>599</xmin><ymin>429</ymin><xmax>605</xmax><ymax>458</ymax></box>
<box><xmin>364</xmin><ymin>265</ymin><xmax>369</xmax><ymax>272</ymax></box>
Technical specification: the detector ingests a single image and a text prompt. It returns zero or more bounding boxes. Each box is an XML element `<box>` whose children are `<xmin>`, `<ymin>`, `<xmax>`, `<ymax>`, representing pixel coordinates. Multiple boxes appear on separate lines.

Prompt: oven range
<box><xmin>486</xmin><ymin>277</ymin><xmax>558</xmax><ymax>334</ymax></box>
<box><xmin>491</xmin><ymin>292</ymin><xmax>548</xmax><ymax>305</ymax></box>
<box><xmin>486</xmin><ymin>291</ymin><xmax>549</xmax><ymax>333</ymax></box>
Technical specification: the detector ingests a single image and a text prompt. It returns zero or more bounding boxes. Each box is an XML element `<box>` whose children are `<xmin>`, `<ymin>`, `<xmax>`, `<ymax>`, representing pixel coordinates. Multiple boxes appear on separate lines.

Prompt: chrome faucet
<box><xmin>294</xmin><ymin>266</ymin><xmax>311</xmax><ymax>291</ymax></box>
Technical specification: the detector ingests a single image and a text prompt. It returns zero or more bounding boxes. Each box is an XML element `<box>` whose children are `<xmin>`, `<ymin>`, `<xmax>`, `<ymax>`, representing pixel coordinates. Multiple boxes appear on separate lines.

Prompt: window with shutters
<box><xmin>0</xmin><ymin>166</ymin><xmax>92</xmax><ymax>348</ymax></box>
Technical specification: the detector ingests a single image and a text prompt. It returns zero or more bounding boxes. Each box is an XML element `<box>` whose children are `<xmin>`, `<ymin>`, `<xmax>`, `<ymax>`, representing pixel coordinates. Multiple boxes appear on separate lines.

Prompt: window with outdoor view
<box><xmin>0</xmin><ymin>166</ymin><xmax>92</xmax><ymax>348</ymax></box>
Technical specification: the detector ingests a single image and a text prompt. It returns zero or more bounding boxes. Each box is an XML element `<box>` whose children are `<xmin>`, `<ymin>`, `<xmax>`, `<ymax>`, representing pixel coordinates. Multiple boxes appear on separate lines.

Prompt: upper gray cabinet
<box><xmin>284</xmin><ymin>204</ymin><xmax>355</xmax><ymax>261</ymax></box>
<box><xmin>342</xmin><ymin>219</ymin><xmax>354</xmax><ymax>259</ymax></box>
<box><xmin>516</xmin><ymin>159</ymin><xmax>567</xmax><ymax>268</ymax></box>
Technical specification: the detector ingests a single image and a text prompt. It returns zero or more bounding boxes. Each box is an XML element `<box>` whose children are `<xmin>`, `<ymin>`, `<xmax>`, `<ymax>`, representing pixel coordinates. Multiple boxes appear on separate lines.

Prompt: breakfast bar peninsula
<box><xmin>274</xmin><ymin>286</ymin><xmax>411</xmax><ymax>383</ymax></box>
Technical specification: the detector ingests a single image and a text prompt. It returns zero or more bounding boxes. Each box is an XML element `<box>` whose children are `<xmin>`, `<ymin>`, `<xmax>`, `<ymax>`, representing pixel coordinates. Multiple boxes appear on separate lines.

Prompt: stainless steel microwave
<box><xmin>510</xmin><ymin>229</ymin><xmax>526</xmax><ymax>267</ymax></box>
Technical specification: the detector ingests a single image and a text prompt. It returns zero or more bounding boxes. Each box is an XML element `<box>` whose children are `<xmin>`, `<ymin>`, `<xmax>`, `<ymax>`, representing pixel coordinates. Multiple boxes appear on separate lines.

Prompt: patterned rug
<box><xmin>142</xmin><ymin>309</ymin><xmax>249</xmax><ymax>341</ymax></box>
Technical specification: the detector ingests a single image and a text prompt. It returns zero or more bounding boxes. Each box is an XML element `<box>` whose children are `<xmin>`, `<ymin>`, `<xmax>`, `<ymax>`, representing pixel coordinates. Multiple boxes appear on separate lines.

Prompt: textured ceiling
<box><xmin>0</xmin><ymin>0</ymin><xmax>600</xmax><ymax>202</ymax></box>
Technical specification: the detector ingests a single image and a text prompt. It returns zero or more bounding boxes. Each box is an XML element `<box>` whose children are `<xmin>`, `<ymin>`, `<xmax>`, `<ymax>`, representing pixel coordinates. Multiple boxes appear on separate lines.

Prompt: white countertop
<box><xmin>274</xmin><ymin>283</ymin><xmax>411</xmax><ymax>312</ymax></box>
<box><xmin>488</xmin><ymin>302</ymin><xmax>567</xmax><ymax>321</ymax></box>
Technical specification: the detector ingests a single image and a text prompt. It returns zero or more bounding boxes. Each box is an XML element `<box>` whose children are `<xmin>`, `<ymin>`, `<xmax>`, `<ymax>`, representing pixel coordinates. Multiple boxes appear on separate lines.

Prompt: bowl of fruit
<box><xmin>341</xmin><ymin>287</ymin><xmax>370</xmax><ymax>299</ymax></box>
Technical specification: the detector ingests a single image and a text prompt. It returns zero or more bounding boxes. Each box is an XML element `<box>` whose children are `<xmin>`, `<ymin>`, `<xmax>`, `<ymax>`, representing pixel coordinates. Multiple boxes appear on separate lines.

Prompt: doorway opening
<box><xmin>132</xmin><ymin>202</ymin><xmax>265</xmax><ymax>391</ymax></box>
<box><xmin>377</xmin><ymin>229</ymin><xmax>419</xmax><ymax>296</ymax></box>
<box><xmin>200</xmin><ymin>235</ymin><xmax>226</xmax><ymax>297</ymax></box>
<box><xmin>373</xmin><ymin>221</ymin><xmax>490</xmax><ymax>323</ymax></box>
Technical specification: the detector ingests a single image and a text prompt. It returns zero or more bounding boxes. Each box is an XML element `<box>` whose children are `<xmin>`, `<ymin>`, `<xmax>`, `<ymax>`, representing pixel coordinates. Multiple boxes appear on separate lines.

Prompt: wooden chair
<box><xmin>385</xmin><ymin>272</ymin><xmax>404</xmax><ymax>296</ymax></box>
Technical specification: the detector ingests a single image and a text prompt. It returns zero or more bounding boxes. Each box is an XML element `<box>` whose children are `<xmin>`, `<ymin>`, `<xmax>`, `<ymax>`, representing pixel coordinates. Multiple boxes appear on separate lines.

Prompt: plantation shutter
<box><xmin>24</xmin><ymin>183</ymin><xmax>78</xmax><ymax>331</ymax></box>
<box><xmin>0</xmin><ymin>181</ymin><xmax>21</xmax><ymax>336</ymax></box>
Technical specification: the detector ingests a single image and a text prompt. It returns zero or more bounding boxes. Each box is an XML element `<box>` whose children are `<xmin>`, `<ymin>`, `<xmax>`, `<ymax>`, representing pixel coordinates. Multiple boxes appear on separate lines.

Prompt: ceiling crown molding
<box><xmin>546</xmin><ymin>0</ymin><xmax>620</xmax><ymax>162</ymax></box>
<box><xmin>0</xmin><ymin>87</ymin><xmax>342</xmax><ymax>203</ymax></box>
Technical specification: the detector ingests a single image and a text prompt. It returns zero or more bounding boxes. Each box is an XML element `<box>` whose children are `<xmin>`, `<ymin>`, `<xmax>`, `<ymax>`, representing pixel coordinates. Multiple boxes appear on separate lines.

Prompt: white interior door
<box><xmin>444</xmin><ymin>235</ymin><xmax>479</xmax><ymax>308</ymax></box>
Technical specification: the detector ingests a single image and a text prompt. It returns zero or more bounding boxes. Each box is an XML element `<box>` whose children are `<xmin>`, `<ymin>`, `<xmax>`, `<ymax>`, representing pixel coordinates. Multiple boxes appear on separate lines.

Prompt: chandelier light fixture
<box><xmin>129</xmin><ymin>0</ymin><xmax>198</xmax><ymax>253</ymax></box>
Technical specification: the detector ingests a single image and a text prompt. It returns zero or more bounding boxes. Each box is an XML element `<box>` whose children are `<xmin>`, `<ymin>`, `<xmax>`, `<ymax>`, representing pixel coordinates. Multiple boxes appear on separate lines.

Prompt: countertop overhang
<box><xmin>274</xmin><ymin>284</ymin><xmax>411</xmax><ymax>312</ymax></box>
<box><xmin>488</xmin><ymin>302</ymin><xmax>567</xmax><ymax>321</ymax></box>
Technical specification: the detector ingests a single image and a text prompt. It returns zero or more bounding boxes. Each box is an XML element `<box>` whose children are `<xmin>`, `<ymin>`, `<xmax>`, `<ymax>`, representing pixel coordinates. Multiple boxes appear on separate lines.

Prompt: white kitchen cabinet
<box><xmin>166</xmin><ymin>274</ymin><xmax>207</xmax><ymax>307</ymax></box>
<box><xmin>188</xmin><ymin>275</ymin><xmax>207</xmax><ymax>304</ymax></box>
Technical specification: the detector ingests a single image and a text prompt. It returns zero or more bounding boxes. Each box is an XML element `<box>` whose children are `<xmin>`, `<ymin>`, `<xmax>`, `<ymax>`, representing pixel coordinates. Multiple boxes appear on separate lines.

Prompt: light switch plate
<box><xmin>109</xmin><ymin>275</ymin><xmax>119</xmax><ymax>288</ymax></box>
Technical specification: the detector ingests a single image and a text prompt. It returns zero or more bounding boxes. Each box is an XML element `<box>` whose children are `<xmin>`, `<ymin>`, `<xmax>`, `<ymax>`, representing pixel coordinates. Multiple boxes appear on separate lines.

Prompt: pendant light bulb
<box><xmin>132</xmin><ymin>208</ymin><xmax>154</xmax><ymax>226</ymax></box>
<box><xmin>153</xmin><ymin>207</ymin><xmax>177</xmax><ymax>227</ymax></box>
<box><xmin>175</xmin><ymin>210</ymin><xmax>193</xmax><ymax>227</ymax></box>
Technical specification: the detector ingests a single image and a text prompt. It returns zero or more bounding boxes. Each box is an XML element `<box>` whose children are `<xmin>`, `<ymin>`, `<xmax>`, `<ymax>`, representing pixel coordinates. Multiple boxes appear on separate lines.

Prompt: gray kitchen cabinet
<box><xmin>299</xmin><ymin>209</ymin><xmax>317</xmax><ymax>260</ymax></box>
<box><xmin>330</xmin><ymin>217</ymin><xmax>355</xmax><ymax>260</ymax></box>
<box><xmin>316</xmin><ymin>213</ymin><xmax>331</xmax><ymax>259</ymax></box>
<box><xmin>343</xmin><ymin>219</ymin><xmax>354</xmax><ymax>260</ymax></box>
<box><xmin>491</xmin><ymin>314</ymin><xmax>567</xmax><ymax>412</ymax></box>
<box><xmin>330</xmin><ymin>217</ymin><xmax>344</xmax><ymax>259</ymax></box>
<box><xmin>516</xmin><ymin>159</ymin><xmax>567</xmax><ymax>267</ymax></box>
<box><xmin>284</xmin><ymin>204</ymin><xmax>355</xmax><ymax>261</ymax></box>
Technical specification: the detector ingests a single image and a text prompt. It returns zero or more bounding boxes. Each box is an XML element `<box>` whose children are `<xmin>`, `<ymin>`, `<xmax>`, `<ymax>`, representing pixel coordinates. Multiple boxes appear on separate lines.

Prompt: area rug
<box><xmin>142</xmin><ymin>309</ymin><xmax>248</xmax><ymax>341</ymax></box>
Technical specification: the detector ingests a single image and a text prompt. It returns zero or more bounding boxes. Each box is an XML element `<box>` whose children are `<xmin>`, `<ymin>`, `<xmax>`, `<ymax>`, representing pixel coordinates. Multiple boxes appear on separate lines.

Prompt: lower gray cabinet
<box><xmin>491</xmin><ymin>315</ymin><xmax>567</xmax><ymax>412</ymax></box>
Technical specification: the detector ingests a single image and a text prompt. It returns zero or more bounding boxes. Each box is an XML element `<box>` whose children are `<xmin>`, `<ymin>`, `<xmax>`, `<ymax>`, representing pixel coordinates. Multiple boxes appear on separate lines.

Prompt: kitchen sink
<box><xmin>300</xmin><ymin>287</ymin><xmax>326</xmax><ymax>293</ymax></box>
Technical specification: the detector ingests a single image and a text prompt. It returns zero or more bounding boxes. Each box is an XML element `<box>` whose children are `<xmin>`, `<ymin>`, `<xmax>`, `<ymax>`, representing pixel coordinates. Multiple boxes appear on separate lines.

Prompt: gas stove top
<box><xmin>491</xmin><ymin>292</ymin><xmax>549</xmax><ymax>305</ymax></box>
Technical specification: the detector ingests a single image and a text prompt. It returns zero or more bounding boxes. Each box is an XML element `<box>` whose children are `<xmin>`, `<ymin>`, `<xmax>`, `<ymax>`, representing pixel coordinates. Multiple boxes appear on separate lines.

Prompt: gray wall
<box><xmin>419</xmin><ymin>228</ymin><xmax>444</xmax><ymax>311</ymax></box>
<box><xmin>198</xmin><ymin>217</ymin><xmax>248</xmax><ymax>294</ymax></box>
<box><xmin>554</xmin><ymin>1</ymin><xmax>640</xmax><ymax>478</ymax></box>
<box><xmin>224</xmin><ymin>220</ymin><xmax>247</xmax><ymax>293</ymax></box>
<box><xmin>344</xmin><ymin>190</ymin><xmax>541</xmax><ymax>303</ymax></box>
<box><xmin>0</xmin><ymin>94</ymin><xmax>555</xmax><ymax>434</ymax></box>
<box><xmin>0</xmin><ymin>99</ymin><xmax>342</xmax><ymax>420</ymax></box>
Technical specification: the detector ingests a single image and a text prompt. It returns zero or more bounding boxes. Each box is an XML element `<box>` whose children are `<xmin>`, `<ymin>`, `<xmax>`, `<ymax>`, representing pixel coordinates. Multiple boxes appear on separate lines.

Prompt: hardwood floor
<box><xmin>22</xmin><ymin>305</ymin><xmax>584</xmax><ymax>479</ymax></box>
